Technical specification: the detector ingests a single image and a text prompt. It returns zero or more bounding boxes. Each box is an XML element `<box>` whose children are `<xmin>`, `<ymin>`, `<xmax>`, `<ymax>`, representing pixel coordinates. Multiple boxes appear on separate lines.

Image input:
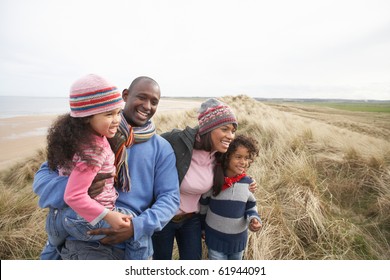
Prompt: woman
<box><xmin>152</xmin><ymin>98</ymin><xmax>255</xmax><ymax>259</ymax></box>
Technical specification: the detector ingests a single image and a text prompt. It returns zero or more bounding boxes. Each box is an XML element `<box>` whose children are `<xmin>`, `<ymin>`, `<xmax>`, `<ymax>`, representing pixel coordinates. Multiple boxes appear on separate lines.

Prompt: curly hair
<box><xmin>46</xmin><ymin>113</ymin><xmax>102</xmax><ymax>171</ymax></box>
<box><xmin>213</xmin><ymin>134</ymin><xmax>259</xmax><ymax>196</ymax></box>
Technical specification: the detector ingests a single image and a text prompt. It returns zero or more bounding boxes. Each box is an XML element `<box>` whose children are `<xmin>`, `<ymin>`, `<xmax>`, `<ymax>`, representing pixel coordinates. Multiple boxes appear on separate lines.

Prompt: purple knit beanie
<box><xmin>69</xmin><ymin>74</ymin><xmax>124</xmax><ymax>118</ymax></box>
<box><xmin>198</xmin><ymin>98</ymin><xmax>238</xmax><ymax>135</ymax></box>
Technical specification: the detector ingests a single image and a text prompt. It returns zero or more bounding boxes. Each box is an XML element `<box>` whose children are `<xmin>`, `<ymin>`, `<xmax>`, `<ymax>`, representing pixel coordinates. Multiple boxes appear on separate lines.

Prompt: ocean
<box><xmin>0</xmin><ymin>96</ymin><xmax>69</xmax><ymax>118</ymax></box>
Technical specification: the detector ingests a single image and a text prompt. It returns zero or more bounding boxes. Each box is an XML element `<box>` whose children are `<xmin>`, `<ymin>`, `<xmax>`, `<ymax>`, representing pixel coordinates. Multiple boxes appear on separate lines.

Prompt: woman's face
<box><xmin>210</xmin><ymin>123</ymin><xmax>236</xmax><ymax>153</ymax></box>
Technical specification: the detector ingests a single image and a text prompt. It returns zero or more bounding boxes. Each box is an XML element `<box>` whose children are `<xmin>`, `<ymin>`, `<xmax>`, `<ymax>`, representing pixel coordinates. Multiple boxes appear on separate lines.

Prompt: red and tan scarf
<box><xmin>108</xmin><ymin>113</ymin><xmax>156</xmax><ymax>192</ymax></box>
<box><xmin>108</xmin><ymin>113</ymin><xmax>134</xmax><ymax>192</ymax></box>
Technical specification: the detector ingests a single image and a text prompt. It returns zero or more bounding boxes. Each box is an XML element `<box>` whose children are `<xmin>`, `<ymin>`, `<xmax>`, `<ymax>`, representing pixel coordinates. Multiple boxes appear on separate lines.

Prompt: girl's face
<box><xmin>225</xmin><ymin>145</ymin><xmax>250</xmax><ymax>177</ymax></box>
<box><xmin>89</xmin><ymin>108</ymin><xmax>122</xmax><ymax>138</ymax></box>
<box><xmin>210</xmin><ymin>123</ymin><xmax>236</xmax><ymax>153</ymax></box>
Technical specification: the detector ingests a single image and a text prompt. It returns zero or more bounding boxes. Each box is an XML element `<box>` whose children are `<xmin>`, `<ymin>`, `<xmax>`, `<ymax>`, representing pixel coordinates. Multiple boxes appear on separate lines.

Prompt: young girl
<box><xmin>45</xmin><ymin>74</ymin><xmax>144</xmax><ymax>259</ymax></box>
<box><xmin>200</xmin><ymin>134</ymin><xmax>262</xmax><ymax>260</ymax></box>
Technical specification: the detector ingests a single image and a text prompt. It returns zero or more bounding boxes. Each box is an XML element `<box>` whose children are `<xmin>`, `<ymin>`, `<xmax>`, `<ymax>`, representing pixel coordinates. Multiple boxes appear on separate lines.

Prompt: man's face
<box><xmin>122</xmin><ymin>80</ymin><xmax>160</xmax><ymax>127</ymax></box>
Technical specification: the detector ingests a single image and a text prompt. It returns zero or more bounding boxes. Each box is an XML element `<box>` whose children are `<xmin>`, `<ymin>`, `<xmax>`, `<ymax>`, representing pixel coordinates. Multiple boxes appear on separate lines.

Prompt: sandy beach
<box><xmin>0</xmin><ymin>98</ymin><xmax>202</xmax><ymax>171</ymax></box>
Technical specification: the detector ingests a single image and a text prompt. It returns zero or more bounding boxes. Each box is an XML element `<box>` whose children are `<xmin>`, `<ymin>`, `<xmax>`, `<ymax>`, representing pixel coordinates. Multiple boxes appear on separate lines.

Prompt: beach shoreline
<box><xmin>0</xmin><ymin>98</ymin><xmax>202</xmax><ymax>171</ymax></box>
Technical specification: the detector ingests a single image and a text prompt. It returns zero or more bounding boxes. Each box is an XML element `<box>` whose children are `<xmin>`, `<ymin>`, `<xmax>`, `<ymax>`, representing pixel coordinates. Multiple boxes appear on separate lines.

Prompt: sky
<box><xmin>0</xmin><ymin>0</ymin><xmax>389</xmax><ymax>100</ymax></box>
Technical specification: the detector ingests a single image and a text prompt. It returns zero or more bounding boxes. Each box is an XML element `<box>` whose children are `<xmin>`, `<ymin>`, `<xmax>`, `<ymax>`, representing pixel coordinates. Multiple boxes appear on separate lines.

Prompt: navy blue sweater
<box><xmin>199</xmin><ymin>176</ymin><xmax>261</xmax><ymax>254</ymax></box>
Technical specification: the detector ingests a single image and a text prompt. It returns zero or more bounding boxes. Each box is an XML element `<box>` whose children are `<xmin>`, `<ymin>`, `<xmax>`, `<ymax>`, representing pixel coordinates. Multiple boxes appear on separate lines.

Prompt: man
<box><xmin>33</xmin><ymin>76</ymin><xmax>180</xmax><ymax>259</ymax></box>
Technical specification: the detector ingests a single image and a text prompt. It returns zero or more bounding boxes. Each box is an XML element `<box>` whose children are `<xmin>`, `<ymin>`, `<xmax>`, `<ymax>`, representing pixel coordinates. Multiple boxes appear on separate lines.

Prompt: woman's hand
<box><xmin>248</xmin><ymin>178</ymin><xmax>257</xmax><ymax>193</ymax></box>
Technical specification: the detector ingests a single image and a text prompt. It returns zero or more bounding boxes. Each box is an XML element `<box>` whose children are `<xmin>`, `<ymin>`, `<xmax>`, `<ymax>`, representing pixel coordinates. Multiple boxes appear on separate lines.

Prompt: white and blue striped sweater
<box><xmin>199</xmin><ymin>176</ymin><xmax>261</xmax><ymax>254</ymax></box>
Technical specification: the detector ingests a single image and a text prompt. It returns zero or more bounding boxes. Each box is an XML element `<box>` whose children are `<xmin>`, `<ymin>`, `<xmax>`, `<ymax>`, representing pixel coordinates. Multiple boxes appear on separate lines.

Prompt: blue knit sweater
<box><xmin>199</xmin><ymin>176</ymin><xmax>261</xmax><ymax>254</ymax></box>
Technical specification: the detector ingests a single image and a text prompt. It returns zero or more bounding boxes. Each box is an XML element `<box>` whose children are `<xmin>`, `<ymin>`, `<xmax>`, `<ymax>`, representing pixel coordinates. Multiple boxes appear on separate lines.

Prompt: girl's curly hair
<box><xmin>46</xmin><ymin>113</ymin><xmax>102</xmax><ymax>171</ymax></box>
<box><xmin>213</xmin><ymin>134</ymin><xmax>259</xmax><ymax>196</ymax></box>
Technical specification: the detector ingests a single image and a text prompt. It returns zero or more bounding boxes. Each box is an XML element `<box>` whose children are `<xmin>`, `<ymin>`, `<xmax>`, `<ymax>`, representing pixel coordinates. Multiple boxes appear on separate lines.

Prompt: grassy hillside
<box><xmin>1</xmin><ymin>95</ymin><xmax>389</xmax><ymax>260</ymax></box>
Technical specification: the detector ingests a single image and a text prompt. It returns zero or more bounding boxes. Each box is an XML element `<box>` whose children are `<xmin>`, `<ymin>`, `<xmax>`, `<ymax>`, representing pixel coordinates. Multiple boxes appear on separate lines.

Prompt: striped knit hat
<box><xmin>198</xmin><ymin>98</ymin><xmax>238</xmax><ymax>135</ymax></box>
<box><xmin>69</xmin><ymin>74</ymin><xmax>124</xmax><ymax>118</ymax></box>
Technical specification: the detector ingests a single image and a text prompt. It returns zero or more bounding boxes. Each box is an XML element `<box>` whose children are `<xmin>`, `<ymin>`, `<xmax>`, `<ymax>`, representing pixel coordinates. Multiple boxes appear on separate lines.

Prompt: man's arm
<box><xmin>32</xmin><ymin>162</ymin><xmax>68</xmax><ymax>209</ymax></box>
<box><xmin>32</xmin><ymin>161</ymin><xmax>113</xmax><ymax>209</ymax></box>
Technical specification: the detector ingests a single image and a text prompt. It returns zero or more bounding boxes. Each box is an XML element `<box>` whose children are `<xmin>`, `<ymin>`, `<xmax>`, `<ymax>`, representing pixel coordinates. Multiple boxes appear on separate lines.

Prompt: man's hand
<box><xmin>87</xmin><ymin>222</ymin><xmax>134</xmax><ymax>245</ymax></box>
<box><xmin>88</xmin><ymin>172</ymin><xmax>115</xmax><ymax>198</ymax></box>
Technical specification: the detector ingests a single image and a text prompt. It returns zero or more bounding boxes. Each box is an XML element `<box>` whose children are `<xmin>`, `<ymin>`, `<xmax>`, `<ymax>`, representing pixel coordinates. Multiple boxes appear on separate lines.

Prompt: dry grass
<box><xmin>1</xmin><ymin>95</ymin><xmax>389</xmax><ymax>259</ymax></box>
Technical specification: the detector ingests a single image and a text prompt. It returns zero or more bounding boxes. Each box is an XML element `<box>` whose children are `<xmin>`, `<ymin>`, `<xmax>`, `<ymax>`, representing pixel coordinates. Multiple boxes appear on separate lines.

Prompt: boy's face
<box><xmin>225</xmin><ymin>145</ymin><xmax>251</xmax><ymax>177</ymax></box>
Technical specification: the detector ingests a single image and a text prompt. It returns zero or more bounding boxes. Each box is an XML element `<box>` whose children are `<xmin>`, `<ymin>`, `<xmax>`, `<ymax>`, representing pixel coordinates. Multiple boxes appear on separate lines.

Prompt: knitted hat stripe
<box><xmin>199</xmin><ymin>107</ymin><xmax>231</xmax><ymax>124</ymax></box>
<box><xmin>199</xmin><ymin>116</ymin><xmax>237</xmax><ymax>131</ymax></box>
<box><xmin>198</xmin><ymin>107</ymin><xmax>235</xmax><ymax>125</ymax></box>
<box><xmin>70</xmin><ymin>86</ymin><xmax>118</xmax><ymax>98</ymax></box>
<box><xmin>71</xmin><ymin>97</ymin><xmax>123</xmax><ymax>111</ymax></box>
<box><xmin>197</xmin><ymin>98</ymin><xmax>237</xmax><ymax>135</ymax></box>
<box><xmin>70</xmin><ymin>91</ymin><xmax>121</xmax><ymax>106</ymax></box>
<box><xmin>198</xmin><ymin>105</ymin><xmax>226</xmax><ymax>119</ymax></box>
<box><xmin>69</xmin><ymin>74</ymin><xmax>124</xmax><ymax>118</ymax></box>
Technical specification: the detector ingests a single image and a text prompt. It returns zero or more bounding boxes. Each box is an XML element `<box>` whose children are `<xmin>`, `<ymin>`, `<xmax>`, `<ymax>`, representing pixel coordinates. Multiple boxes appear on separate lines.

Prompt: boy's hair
<box><xmin>213</xmin><ymin>134</ymin><xmax>259</xmax><ymax>196</ymax></box>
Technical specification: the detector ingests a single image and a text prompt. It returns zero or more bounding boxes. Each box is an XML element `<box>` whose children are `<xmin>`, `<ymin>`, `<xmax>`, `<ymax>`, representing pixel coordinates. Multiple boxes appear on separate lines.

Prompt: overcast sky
<box><xmin>1</xmin><ymin>0</ymin><xmax>389</xmax><ymax>100</ymax></box>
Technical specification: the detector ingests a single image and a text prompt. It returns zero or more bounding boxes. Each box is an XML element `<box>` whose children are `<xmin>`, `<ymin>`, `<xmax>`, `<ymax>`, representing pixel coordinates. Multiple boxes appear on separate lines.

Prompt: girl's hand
<box><xmin>249</xmin><ymin>218</ymin><xmax>262</xmax><ymax>232</ymax></box>
<box><xmin>103</xmin><ymin>211</ymin><xmax>132</xmax><ymax>230</ymax></box>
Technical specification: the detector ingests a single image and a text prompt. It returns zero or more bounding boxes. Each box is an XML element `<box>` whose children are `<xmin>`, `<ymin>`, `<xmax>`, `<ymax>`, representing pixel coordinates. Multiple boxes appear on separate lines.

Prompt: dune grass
<box><xmin>267</xmin><ymin>101</ymin><xmax>390</xmax><ymax>113</ymax></box>
<box><xmin>1</xmin><ymin>95</ymin><xmax>389</xmax><ymax>260</ymax></box>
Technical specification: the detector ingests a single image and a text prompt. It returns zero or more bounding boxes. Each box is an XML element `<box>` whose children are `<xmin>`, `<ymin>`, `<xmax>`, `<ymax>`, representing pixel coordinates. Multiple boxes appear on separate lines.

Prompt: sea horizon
<box><xmin>0</xmin><ymin>95</ymin><xmax>205</xmax><ymax>119</ymax></box>
<box><xmin>1</xmin><ymin>95</ymin><xmax>389</xmax><ymax>119</ymax></box>
<box><xmin>0</xmin><ymin>96</ymin><xmax>69</xmax><ymax>119</ymax></box>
